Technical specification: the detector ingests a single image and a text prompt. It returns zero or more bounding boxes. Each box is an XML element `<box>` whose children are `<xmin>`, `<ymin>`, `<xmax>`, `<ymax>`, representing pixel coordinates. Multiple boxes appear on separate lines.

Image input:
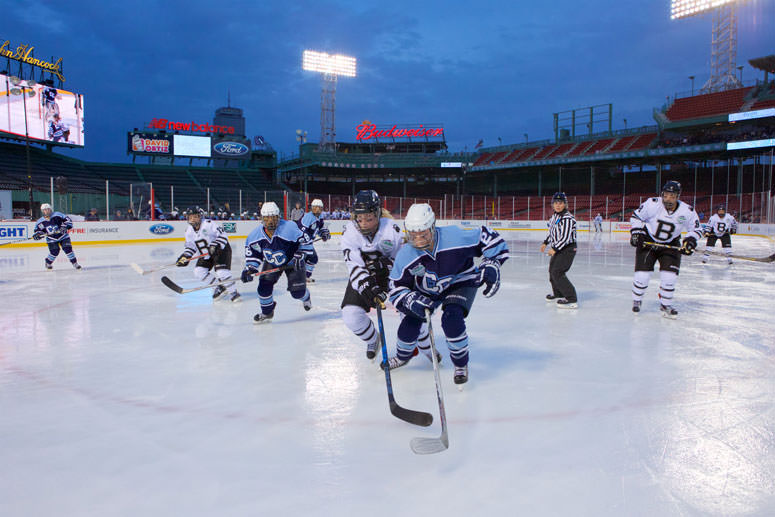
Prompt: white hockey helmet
<box><xmin>40</xmin><ymin>203</ymin><xmax>53</xmax><ymax>212</ymax></box>
<box><xmin>404</xmin><ymin>203</ymin><xmax>435</xmax><ymax>232</ymax></box>
<box><xmin>311</xmin><ymin>199</ymin><xmax>324</xmax><ymax>208</ymax></box>
<box><xmin>260</xmin><ymin>201</ymin><xmax>280</xmax><ymax>217</ymax></box>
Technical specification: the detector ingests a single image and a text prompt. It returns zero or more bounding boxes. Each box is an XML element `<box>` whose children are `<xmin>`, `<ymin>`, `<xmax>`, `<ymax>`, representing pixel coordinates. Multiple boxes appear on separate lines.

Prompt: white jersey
<box><xmin>182</xmin><ymin>219</ymin><xmax>229</xmax><ymax>258</ymax></box>
<box><xmin>706</xmin><ymin>213</ymin><xmax>737</xmax><ymax>237</ymax></box>
<box><xmin>630</xmin><ymin>198</ymin><xmax>702</xmax><ymax>244</ymax></box>
<box><xmin>341</xmin><ymin>217</ymin><xmax>404</xmax><ymax>292</ymax></box>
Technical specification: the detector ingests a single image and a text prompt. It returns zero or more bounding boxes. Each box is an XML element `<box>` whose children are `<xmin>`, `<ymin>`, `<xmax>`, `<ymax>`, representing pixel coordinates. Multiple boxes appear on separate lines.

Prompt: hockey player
<box><xmin>703</xmin><ymin>205</ymin><xmax>737</xmax><ymax>265</ymax></box>
<box><xmin>340</xmin><ymin>190</ymin><xmax>405</xmax><ymax>360</ymax></box>
<box><xmin>242</xmin><ymin>201</ymin><xmax>311</xmax><ymax>323</ymax></box>
<box><xmin>594</xmin><ymin>213</ymin><xmax>604</xmax><ymax>232</ymax></box>
<box><xmin>540</xmin><ymin>192</ymin><xmax>578</xmax><ymax>308</ymax></box>
<box><xmin>629</xmin><ymin>181</ymin><xmax>703</xmax><ymax>318</ymax></box>
<box><xmin>42</xmin><ymin>86</ymin><xmax>59</xmax><ymax>119</ymax></box>
<box><xmin>33</xmin><ymin>203</ymin><xmax>81</xmax><ymax>270</ymax></box>
<box><xmin>386</xmin><ymin>203</ymin><xmax>509</xmax><ymax>385</ymax></box>
<box><xmin>176</xmin><ymin>210</ymin><xmax>240</xmax><ymax>302</ymax></box>
<box><xmin>297</xmin><ymin>198</ymin><xmax>331</xmax><ymax>283</ymax></box>
<box><xmin>47</xmin><ymin>114</ymin><xmax>69</xmax><ymax>143</ymax></box>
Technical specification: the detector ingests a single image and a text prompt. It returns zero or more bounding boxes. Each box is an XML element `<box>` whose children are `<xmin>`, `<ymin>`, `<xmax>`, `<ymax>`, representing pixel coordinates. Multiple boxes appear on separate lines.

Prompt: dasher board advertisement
<box><xmin>0</xmin><ymin>77</ymin><xmax>85</xmax><ymax>146</ymax></box>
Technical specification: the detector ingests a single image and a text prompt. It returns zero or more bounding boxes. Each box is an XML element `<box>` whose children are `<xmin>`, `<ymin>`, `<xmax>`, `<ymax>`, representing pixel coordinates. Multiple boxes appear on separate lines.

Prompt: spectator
<box><xmin>114</xmin><ymin>209</ymin><xmax>125</xmax><ymax>221</ymax></box>
<box><xmin>290</xmin><ymin>202</ymin><xmax>305</xmax><ymax>221</ymax></box>
<box><xmin>126</xmin><ymin>208</ymin><xmax>137</xmax><ymax>220</ymax></box>
<box><xmin>85</xmin><ymin>208</ymin><xmax>100</xmax><ymax>221</ymax></box>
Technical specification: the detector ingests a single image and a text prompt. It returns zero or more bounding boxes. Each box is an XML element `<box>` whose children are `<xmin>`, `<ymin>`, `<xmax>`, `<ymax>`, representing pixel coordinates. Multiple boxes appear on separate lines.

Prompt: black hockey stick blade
<box><xmin>376</xmin><ymin>303</ymin><xmax>433</xmax><ymax>427</ymax></box>
<box><xmin>160</xmin><ymin>275</ymin><xmax>184</xmax><ymax>294</ymax></box>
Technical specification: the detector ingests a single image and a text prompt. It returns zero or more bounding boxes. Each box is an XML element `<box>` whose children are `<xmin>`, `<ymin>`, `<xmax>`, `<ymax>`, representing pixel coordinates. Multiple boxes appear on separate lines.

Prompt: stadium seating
<box><xmin>665</xmin><ymin>87</ymin><xmax>753</xmax><ymax>121</ymax></box>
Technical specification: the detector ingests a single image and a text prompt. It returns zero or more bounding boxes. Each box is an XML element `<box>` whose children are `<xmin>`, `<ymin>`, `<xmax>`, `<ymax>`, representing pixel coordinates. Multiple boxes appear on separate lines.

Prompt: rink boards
<box><xmin>1</xmin><ymin>218</ymin><xmax>774</xmax><ymax>247</ymax></box>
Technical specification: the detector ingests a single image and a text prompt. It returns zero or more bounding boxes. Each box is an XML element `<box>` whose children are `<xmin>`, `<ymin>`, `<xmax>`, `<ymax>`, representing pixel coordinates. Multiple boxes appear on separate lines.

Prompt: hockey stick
<box><xmin>645</xmin><ymin>241</ymin><xmax>775</xmax><ymax>263</ymax></box>
<box><xmin>375</xmin><ymin>301</ymin><xmax>434</xmax><ymax>427</ymax></box>
<box><xmin>130</xmin><ymin>254</ymin><xmax>205</xmax><ymax>275</ymax></box>
<box><xmin>0</xmin><ymin>236</ymin><xmax>34</xmax><ymax>247</ymax></box>
<box><xmin>410</xmin><ymin>310</ymin><xmax>449</xmax><ymax>454</ymax></box>
<box><xmin>160</xmin><ymin>264</ymin><xmax>292</xmax><ymax>294</ymax></box>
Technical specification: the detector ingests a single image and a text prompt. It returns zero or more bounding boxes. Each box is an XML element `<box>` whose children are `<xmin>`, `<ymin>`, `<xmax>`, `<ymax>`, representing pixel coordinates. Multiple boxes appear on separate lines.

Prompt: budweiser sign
<box><xmin>355</xmin><ymin>122</ymin><xmax>444</xmax><ymax>141</ymax></box>
<box><xmin>149</xmin><ymin>118</ymin><xmax>236</xmax><ymax>135</ymax></box>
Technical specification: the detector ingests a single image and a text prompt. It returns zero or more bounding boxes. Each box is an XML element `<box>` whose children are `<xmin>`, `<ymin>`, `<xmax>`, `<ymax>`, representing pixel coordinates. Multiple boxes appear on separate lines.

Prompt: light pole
<box><xmin>689</xmin><ymin>75</ymin><xmax>695</xmax><ymax>96</ymax></box>
<box><xmin>523</xmin><ymin>133</ymin><xmax>528</xmax><ymax>144</ymax></box>
<box><xmin>303</xmin><ymin>50</ymin><xmax>356</xmax><ymax>153</ymax></box>
<box><xmin>20</xmin><ymin>83</ymin><xmax>35</xmax><ymax>220</ymax></box>
<box><xmin>623</xmin><ymin>118</ymin><xmax>628</xmax><ymax>130</ymax></box>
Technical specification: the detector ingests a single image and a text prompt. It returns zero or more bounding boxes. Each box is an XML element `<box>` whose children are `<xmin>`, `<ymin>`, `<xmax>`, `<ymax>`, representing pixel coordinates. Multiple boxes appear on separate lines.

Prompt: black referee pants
<box><xmin>549</xmin><ymin>245</ymin><xmax>577</xmax><ymax>302</ymax></box>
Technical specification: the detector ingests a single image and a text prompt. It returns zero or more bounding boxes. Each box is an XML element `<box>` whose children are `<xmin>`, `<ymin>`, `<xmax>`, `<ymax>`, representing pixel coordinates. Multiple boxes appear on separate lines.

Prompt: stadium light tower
<box><xmin>671</xmin><ymin>0</ymin><xmax>744</xmax><ymax>93</ymax></box>
<box><xmin>302</xmin><ymin>50</ymin><xmax>357</xmax><ymax>152</ymax></box>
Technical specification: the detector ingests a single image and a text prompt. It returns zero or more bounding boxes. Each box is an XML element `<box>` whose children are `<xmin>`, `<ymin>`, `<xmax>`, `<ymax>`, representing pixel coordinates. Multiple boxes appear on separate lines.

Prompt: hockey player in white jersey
<box><xmin>629</xmin><ymin>181</ymin><xmax>703</xmax><ymax>318</ymax></box>
<box><xmin>702</xmin><ymin>205</ymin><xmax>737</xmax><ymax>265</ymax></box>
<box><xmin>176</xmin><ymin>210</ymin><xmax>240</xmax><ymax>302</ymax></box>
<box><xmin>340</xmin><ymin>190</ymin><xmax>406</xmax><ymax>360</ymax></box>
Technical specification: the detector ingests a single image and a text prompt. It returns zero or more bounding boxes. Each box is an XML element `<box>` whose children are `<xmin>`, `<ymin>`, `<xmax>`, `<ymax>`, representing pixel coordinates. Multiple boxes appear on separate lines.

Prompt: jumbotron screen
<box><xmin>671</xmin><ymin>0</ymin><xmax>738</xmax><ymax>20</ymax></box>
<box><xmin>0</xmin><ymin>76</ymin><xmax>85</xmax><ymax>146</ymax></box>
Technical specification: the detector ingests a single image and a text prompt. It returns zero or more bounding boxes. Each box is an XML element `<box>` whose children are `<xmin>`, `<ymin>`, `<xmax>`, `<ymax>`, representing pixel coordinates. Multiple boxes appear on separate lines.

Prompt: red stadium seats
<box><xmin>665</xmin><ymin>87</ymin><xmax>753</xmax><ymax>121</ymax></box>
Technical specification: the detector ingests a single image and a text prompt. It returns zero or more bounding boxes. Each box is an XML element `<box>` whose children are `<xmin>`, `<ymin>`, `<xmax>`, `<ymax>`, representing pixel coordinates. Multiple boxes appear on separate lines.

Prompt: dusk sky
<box><xmin>4</xmin><ymin>0</ymin><xmax>775</xmax><ymax>163</ymax></box>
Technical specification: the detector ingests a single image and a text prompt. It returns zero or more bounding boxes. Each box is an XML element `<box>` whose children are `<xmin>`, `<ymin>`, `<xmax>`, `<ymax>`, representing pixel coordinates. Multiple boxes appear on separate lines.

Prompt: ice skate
<box><xmin>380</xmin><ymin>348</ymin><xmax>418</xmax><ymax>371</ymax></box>
<box><xmin>303</xmin><ymin>298</ymin><xmax>312</xmax><ymax>311</ymax></box>
<box><xmin>660</xmin><ymin>304</ymin><xmax>678</xmax><ymax>319</ymax></box>
<box><xmin>546</xmin><ymin>294</ymin><xmax>558</xmax><ymax>302</ymax></box>
<box><xmin>366</xmin><ymin>340</ymin><xmax>379</xmax><ymax>361</ymax></box>
<box><xmin>73</xmin><ymin>262</ymin><xmax>82</xmax><ymax>270</ymax></box>
<box><xmin>253</xmin><ymin>311</ymin><xmax>274</xmax><ymax>324</ymax></box>
<box><xmin>454</xmin><ymin>365</ymin><xmax>468</xmax><ymax>385</ymax></box>
<box><xmin>45</xmin><ymin>262</ymin><xmax>53</xmax><ymax>270</ymax></box>
<box><xmin>632</xmin><ymin>300</ymin><xmax>641</xmax><ymax>313</ymax></box>
<box><xmin>228</xmin><ymin>291</ymin><xmax>241</xmax><ymax>302</ymax></box>
<box><xmin>556</xmin><ymin>298</ymin><xmax>578</xmax><ymax>309</ymax></box>
<box><xmin>212</xmin><ymin>285</ymin><xmax>227</xmax><ymax>300</ymax></box>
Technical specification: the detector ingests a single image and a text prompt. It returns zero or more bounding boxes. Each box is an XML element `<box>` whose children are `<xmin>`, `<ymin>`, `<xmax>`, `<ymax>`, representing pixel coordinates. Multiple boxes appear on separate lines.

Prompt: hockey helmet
<box><xmin>261</xmin><ymin>201</ymin><xmax>281</xmax><ymax>231</ymax></box>
<box><xmin>661</xmin><ymin>181</ymin><xmax>681</xmax><ymax>195</ymax></box>
<box><xmin>351</xmin><ymin>190</ymin><xmax>381</xmax><ymax>235</ymax></box>
<box><xmin>405</xmin><ymin>203</ymin><xmax>436</xmax><ymax>251</ymax></box>
<box><xmin>40</xmin><ymin>203</ymin><xmax>53</xmax><ymax>217</ymax></box>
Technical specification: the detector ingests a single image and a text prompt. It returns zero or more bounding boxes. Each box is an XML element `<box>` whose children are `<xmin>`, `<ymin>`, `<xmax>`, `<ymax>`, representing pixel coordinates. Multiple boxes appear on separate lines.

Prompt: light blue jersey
<box><xmin>297</xmin><ymin>211</ymin><xmax>325</xmax><ymax>251</ymax></box>
<box><xmin>389</xmin><ymin>225</ymin><xmax>509</xmax><ymax>306</ymax></box>
<box><xmin>245</xmin><ymin>219</ymin><xmax>304</xmax><ymax>269</ymax></box>
<box><xmin>34</xmin><ymin>212</ymin><xmax>73</xmax><ymax>243</ymax></box>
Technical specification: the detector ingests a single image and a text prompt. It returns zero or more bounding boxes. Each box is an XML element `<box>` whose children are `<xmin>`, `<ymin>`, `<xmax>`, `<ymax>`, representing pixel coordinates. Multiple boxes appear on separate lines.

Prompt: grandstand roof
<box><xmin>749</xmin><ymin>54</ymin><xmax>775</xmax><ymax>74</ymax></box>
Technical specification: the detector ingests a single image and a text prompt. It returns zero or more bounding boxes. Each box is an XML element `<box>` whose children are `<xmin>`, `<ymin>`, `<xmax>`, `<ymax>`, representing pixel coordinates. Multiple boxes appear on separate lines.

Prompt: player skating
<box><xmin>175</xmin><ymin>209</ymin><xmax>240</xmax><ymax>302</ymax></box>
<box><xmin>47</xmin><ymin>114</ymin><xmax>69</xmax><ymax>143</ymax></box>
<box><xmin>33</xmin><ymin>203</ymin><xmax>81</xmax><ymax>270</ymax></box>
<box><xmin>42</xmin><ymin>86</ymin><xmax>59</xmax><ymax>119</ymax></box>
<box><xmin>629</xmin><ymin>181</ymin><xmax>702</xmax><ymax>318</ymax></box>
<box><xmin>340</xmin><ymin>190</ymin><xmax>405</xmax><ymax>360</ymax></box>
<box><xmin>540</xmin><ymin>192</ymin><xmax>578</xmax><ymax>308</ymax></box>
<box><xmin>385</xmin><ymin>203</ymin><xmax>509</xmax><ymax>385</ymax></box>
<box><xmin>297</xmin><ymin>198</ymin><xmax>331</xmax><ymax>283</ymax></box>
<box><xmin>594</xmin><ymin>213</ymin><xmax>603</xmax><ymax>232</ymax></box>
<box><xmin>242</xmin><ymin>201</ymin><xmax>311</xmax><ymax>323</ymax></box>
<box><xmin>702</xmin><ymin>205</ymin><xmax>737</xmax><ymax>265</ymax></box>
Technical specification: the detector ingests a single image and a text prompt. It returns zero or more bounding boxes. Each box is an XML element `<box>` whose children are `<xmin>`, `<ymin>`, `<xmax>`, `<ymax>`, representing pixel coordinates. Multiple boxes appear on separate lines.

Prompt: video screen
<box><xmin>173</xmin><ymin>134</ymin><xmax>210</xmax><ymax>157</ymax></box>
<box><xmin>0</xmin><ymin>76</ymin><xmax>85</xmax><ymax>146</ymax></box>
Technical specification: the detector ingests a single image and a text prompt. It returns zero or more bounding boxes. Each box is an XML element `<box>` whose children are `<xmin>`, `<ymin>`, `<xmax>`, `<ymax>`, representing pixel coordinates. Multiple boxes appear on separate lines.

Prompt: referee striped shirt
<box><xmin>543</xmin><ymin>210</ymin><xmax>576</xmax><ymax>251</ymax></box>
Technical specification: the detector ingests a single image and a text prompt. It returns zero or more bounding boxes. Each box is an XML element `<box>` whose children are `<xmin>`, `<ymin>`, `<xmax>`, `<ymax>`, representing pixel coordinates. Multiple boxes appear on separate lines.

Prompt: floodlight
<box><xmin>302</xmin><ymin>50</ymin><xmax>357</xmax><ymax>77</ymax></box>
<box><xmin>670</xmin><ymin>0</ymin><xmax>739</xmax><ymax>20</ymax></box>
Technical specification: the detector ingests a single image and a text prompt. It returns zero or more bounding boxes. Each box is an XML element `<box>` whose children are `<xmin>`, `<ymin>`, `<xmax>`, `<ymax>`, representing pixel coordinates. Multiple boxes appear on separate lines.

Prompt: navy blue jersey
<box><xmin>34</xmin><ymin>212</ymin><xmax>73</xmax><ymax>243</ymax></box>
<box><xmin>42</xmin><ymin>87</ymin><xmax>57</xmax><ymax>105</ymax></box>
<box><xmin>245</xmin><ymin>219</ymin><xmax>304</xmax><ymax>269</ymax></box>
<box><xmin>297</xmin><ymin>211</ymin><xmax>326</xmax><ymax>251</ymax></box>
<box><xmin>389</xmin><ymin>225</ymin><xmax>509</xmax><ymax>306</ymax></box>
<box><xmin>48</xmin><ymin>120</ymin><xmax>67</xmax><ymax>140</ymax></box>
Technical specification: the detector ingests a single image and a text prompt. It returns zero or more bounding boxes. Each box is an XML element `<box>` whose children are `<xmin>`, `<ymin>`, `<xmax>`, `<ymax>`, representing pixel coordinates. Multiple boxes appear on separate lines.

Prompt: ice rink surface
<box><xmin>1</xmin><ymin>230</ymin><xmax>774</xmax><ymax>516</ymax></box>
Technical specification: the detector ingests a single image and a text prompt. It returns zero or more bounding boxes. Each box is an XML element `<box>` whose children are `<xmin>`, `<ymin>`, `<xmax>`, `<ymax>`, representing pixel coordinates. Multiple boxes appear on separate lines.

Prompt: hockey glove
<box><xmin>241</xmin><ymin>264</ymin><xmax>260</xmax><ymax>283</ymax></box>
<box><xmin>400</xmin><ymin>291</ymin><xmax>434</xmax><ymax>319</ymax></box>
<box><xmin>358</xmin><ymin>276</ymin><xmax>387</xmax><ymax>306</ymax></box>
<box><xmin>208</xmin><ymin>243</ymin><xmax>220</xmax><ymax>260</ymax></box>
<box><xmin>477</xmin><ymin>258</ymin><xmax>501</xmax><ymax>298</ymax></box>
<box><xmin>289</xmin><ymin>252</ymin><xmax>306</xmax><ymax>271</ymax></box>
<box><xmin>320</xmin><ymin>228</ymin><xmax>331</xmax><ymax>242</ymax></box>
<box><xmin>630</xmin><ymin>229</ymin><xmax>646</xmax><ymax>248</ymax></box>
<box><xmin>176</xmin><ymin>255</ymin><xmax>189</xmax><ymax>267</ymax></box>
<box><xmin>680</xmin><ymin>236</ymin><xmax>697</xmax><ymax>255</ymax></box>
<box><xmin>730</xmin><ymin>227</ymin><xmax>736</xmax><ymax>235</ymax></box>
<box><xmin>33</xmin><ymin>232</ymin><xmax>44</xmax><ymax>241</ymax></box>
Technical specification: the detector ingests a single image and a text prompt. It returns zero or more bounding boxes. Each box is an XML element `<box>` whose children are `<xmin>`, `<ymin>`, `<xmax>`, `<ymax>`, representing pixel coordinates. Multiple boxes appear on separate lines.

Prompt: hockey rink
<box><xmin>1</xmin><ymin>231</ymin><xmax>774</xmax><ymax>516</ymax></box>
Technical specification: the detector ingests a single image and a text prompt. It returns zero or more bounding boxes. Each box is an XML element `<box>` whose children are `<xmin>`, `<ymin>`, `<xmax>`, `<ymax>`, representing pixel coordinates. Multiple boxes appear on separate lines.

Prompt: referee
<box><xmin>540</xmin><ymin>192</ymin><xmax>578</xmax><ymax>308</ymax></box>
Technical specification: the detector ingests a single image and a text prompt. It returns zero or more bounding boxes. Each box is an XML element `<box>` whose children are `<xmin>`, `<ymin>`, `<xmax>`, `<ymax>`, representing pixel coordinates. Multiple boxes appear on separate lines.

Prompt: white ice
<box><xmin>1</xmin><ymin>231</ymin><xmax>774</xmax><ymax>516</ymax></box>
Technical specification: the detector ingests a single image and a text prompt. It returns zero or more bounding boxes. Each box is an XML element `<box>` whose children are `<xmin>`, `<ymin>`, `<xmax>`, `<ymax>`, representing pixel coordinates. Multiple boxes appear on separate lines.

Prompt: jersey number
<box><xmin>653</xmin><ymin>221</ymin><xmax>676</xmax><ymax>241</ymax></box>
<box><xmin>194</xmin><ymin>239</ymin><xmax>210</xmax><ymax>255</ymax></box>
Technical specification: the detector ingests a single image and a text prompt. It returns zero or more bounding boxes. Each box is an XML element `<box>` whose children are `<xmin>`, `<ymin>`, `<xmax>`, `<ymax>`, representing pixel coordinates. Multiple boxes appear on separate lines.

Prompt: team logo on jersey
<box><xmin>409</xmin><ymin>264</ymin><xmax>426</xmax><ymax>277</ymax></box>
<box><xmin>263</xmin><ymin>249</ymin><xmax>287</xmax><ymax>266</ymax></box>
<box><xmin>677</xmin><ymin>216</ymin><xmax>686</xmax><ymax>224</ymax></box>
<box><xmin>419</xmin><ymin>271</ymin><xmax>454</xmax><ymax>295</ymax></box>
<box><xmin>379</xmin><ymin>240</ymin><xmax>394</xmax><ymax>252</ymax></box>
<box><xmin>149</xmin><ymin>224</ymin><xmax>174</xmax><ymax>235</ymax></box>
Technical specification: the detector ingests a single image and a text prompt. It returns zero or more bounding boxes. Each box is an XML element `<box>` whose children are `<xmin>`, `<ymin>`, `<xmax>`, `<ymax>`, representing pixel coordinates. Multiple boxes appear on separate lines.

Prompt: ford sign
<box><xmin>213</xmin><ymin>141</ymin><xmax>249</xmax><ymax>156</ymax></box>
<box><xmin>149</xmin><ymin>224</ymin><xmax>174</xmax><ymax>235</ymax></box>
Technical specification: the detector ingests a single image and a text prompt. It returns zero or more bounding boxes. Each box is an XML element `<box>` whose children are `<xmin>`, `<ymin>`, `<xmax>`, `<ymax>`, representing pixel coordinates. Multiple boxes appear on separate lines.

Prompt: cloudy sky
<box><xmin>3</xmin><ymin>0</ymin><xmax>774</xmax><ymax>162</ymax></box>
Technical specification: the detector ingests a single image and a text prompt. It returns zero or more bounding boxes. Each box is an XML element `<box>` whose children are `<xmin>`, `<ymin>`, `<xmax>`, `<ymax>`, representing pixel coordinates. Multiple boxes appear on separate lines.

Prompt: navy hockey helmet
<box><xmin>716</xmin><ymin>204</ymin><xmax>726</xmax><ymax>213</ymax></box>
<box><xmin>661</xmin><ymin>181</ymin><xmax>681</xmax><ymax>195</ymax></box>
<box><xmin>551</xmin><ymin>192</ymin><xmax>567</xmax><ymax>203</ymax></box>
<box><xmin>351</xmin><ymin>190</ymin><xmax>381</xmax><ymax>235</ymax></box>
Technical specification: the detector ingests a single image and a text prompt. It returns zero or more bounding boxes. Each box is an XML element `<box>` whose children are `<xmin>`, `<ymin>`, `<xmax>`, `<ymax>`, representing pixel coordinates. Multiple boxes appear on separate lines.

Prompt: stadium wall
<box><xmin>2</xmin><ymin>220</ymin><xmax>774</xmax><ymax>248</ymax></box>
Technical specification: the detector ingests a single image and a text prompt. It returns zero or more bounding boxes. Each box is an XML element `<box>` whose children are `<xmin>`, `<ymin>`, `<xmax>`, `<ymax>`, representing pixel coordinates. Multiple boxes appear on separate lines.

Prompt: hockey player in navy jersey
<box><xmin>33</xmin><ymin>203</ymin><xmax>81</xmax><ymax>270</ymax></box>
<box><xmin>242</xmin><ymin>201</ymin><xmax>312</xmax><ymax>323</ymax></box>
<box><xmin>297</xmin><ymin>198</ymin><xmax>331</xmax><ymax>283</ymax></box>
<box><xmin>386</xmin><ymin>203</ymin><xmax>509</xmax><ymax>384</ymax></box>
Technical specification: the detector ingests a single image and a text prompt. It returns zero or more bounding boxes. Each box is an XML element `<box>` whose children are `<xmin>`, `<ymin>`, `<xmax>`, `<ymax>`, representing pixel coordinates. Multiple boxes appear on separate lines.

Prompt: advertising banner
<box><xmin>128</xmin><ymin>132</ymin><xmax>173</xmax><ymax>154</ymax></box>
<box><xmin>173</xmin><ymin>134</ymin><xmax>211</xmax><ymax>157</ymax></box>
